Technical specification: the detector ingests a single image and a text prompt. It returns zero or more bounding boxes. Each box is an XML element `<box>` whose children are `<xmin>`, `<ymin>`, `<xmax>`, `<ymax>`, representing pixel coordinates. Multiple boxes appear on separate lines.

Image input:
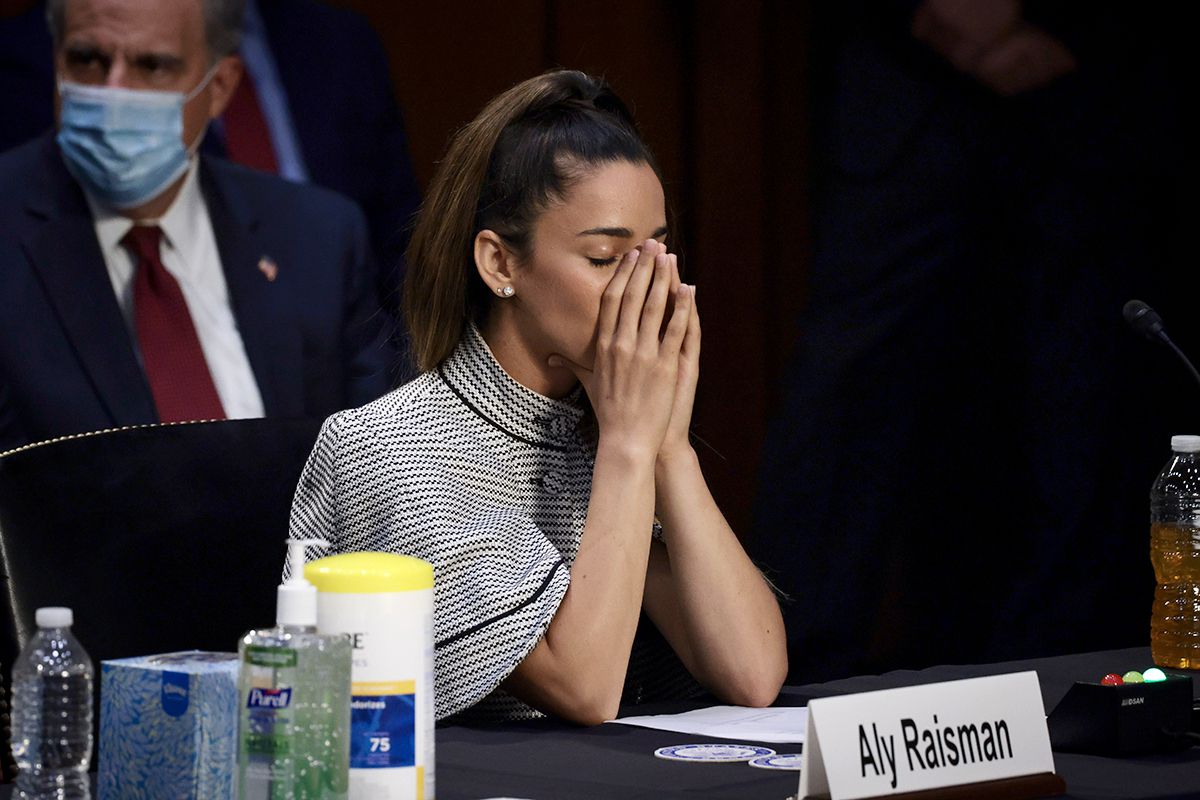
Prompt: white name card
<box><xmin>798</xmin><ymin>671</ymin><xmax>1055</xmax><ymax>799</ymax></box>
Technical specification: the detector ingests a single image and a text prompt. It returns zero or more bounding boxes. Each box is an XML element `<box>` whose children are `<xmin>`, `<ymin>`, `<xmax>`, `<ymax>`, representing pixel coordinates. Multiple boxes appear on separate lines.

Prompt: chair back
<box><xmin>0</xmin><ymin>418</ymin><xmax>323</xmax><ymax>672</ymax></box>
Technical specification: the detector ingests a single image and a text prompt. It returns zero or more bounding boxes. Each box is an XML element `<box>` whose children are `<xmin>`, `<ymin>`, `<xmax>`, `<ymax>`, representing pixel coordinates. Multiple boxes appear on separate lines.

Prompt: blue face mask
<box><xmin>56</xmin><ymin>67</ymin><xmax>216</xmax><ymax>210</ymax></box>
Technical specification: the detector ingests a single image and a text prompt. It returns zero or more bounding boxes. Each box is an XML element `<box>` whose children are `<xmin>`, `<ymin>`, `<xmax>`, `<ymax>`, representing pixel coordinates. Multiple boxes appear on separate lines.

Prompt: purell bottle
<box><xmin>305</xmin><ymin>552</ymin><xmax>434</xmax><ymax>800</ymax></box>
<box><xmin>237</xmin><ymin>540</ymin><xmax>351</xmax><ymax>800</ymax></box>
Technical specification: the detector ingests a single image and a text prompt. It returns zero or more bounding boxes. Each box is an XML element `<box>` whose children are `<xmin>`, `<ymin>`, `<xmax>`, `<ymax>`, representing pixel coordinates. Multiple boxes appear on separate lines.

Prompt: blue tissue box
<box><xmin>98</xmin><ymin>651</ymin><xmax>239</xmax><ymax>800</ymax></box>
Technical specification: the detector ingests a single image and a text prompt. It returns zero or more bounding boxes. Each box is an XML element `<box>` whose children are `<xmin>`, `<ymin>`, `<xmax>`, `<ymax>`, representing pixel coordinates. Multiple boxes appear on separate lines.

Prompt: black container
<box><xmin>1048</xmin><ymin>675</ymin><xmax>1194</xmax><ymax>756</ymax></box>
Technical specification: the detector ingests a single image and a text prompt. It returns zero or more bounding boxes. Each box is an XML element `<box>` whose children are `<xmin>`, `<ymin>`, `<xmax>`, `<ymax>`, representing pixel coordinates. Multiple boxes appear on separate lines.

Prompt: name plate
<box><xmin>798</xmin><ymin>671</ymin><xmax>1055</xmax><ymax>799</ymax></box>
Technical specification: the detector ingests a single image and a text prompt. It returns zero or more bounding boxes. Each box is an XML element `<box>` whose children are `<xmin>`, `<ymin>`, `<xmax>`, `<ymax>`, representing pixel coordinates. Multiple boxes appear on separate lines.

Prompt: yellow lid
<box><xmin>305</xmin><ymin>552</ymin><xmax>434</xmax><ymax>593</ymax></box>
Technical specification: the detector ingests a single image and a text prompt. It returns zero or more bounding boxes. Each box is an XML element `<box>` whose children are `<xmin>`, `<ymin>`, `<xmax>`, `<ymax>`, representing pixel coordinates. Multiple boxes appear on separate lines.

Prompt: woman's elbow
<box><xmin>554</xmin><ymin>682</ymin><xmax>622</xmax><ymax>726</ymax></box>
<box><xmin>714</xmin><ymin>654</ymin><xmax>787</xmax><ymax>708</ymax></box>
<box><xmin>528</xmin><ymin>667</ymin><xmax>624</xmax><ymax>726</ymax></box>
<box><xmin>562</xmin><ymin>699</ymin><xmax>619</xmax><ymax>727</ymax></box>
<box><xmin>732</xmin><ymin>676</ymin><xmax>785</xmax><ymax>708</ymax></box>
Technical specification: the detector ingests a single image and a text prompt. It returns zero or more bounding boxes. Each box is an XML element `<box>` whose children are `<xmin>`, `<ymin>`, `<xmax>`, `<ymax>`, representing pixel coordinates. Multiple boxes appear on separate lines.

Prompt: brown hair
<box><xmin>401</xmin><ymin>70</ymin><xmax>659</xmax><ymax>372</ymax></box>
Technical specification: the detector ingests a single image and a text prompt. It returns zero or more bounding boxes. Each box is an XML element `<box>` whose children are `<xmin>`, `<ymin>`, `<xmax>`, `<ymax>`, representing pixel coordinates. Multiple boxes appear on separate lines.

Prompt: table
<box><xmin>4</xmin><ymin>648</ymin><xmax>1196</xmax><ymax>798</ymax></box>
<box><xmin>436</xmin><ymin>647</ymin><xmax>1200</xmax><ymax>800</ymax></box>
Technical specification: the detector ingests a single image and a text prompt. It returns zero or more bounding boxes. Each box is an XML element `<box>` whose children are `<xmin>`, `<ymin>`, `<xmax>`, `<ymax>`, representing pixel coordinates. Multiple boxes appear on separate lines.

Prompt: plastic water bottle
<box><xmin>9</xmin><ymin>607</ymin><xmax>94</xmax><ymax>799</ymax></box>
<box><xmin>1150</xmin><ymin>435</ymin><xmax>1200</xmax><ymax>668</ymax></box>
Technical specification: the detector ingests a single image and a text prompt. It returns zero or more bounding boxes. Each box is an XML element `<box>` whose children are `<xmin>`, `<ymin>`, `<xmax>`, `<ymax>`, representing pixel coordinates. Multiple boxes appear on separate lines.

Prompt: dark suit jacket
<box><xmin>255</xmin><ymin>0</ymin><xmax>421</xmax><ymax>276</ymax></box>
<box><xmin>0</xmin><ymin>133</ymin><xmax>397</xmax><ymax>451</ymax></box>
<box><xmin>204</xmin><ymin>0</ymin><xmax>422</xmax><ymax>307</ymax></box>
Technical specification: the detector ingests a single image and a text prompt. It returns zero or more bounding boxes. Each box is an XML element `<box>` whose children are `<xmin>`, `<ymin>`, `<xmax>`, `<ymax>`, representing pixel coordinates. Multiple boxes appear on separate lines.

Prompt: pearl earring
<box><xmin>498</xmin><ymin>286</ymin><xmax>515</xmax><ymax>297</ymax></box>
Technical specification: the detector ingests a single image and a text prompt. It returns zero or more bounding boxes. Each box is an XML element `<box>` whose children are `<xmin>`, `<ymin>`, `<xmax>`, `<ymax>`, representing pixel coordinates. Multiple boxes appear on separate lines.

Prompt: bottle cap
<box><xmin>35</xmin><ymin>607</ymin><xmax>73</xmax><ymax>628</ymax></box>
<box><xmin>1171</xmin><ymin>435</ymin><xmax>1200</xmax><ymax>453</ymax></box>
<box><xmin>277</xmin><ymin>539</ymin><xmax>328</xmax><ymax>627</ymax></box>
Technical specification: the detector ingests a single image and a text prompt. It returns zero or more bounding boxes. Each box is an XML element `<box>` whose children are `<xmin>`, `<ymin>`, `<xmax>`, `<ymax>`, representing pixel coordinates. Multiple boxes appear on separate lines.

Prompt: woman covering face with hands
<box><xmin>288</xmin><ymin>70</ymin><xmax>787</xmax><ymax>724</ymax></box>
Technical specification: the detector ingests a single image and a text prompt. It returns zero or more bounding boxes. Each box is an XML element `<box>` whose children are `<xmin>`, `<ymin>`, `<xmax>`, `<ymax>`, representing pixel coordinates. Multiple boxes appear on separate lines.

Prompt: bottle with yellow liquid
<box><xmin>1150</xmin><ymin>435</ymin><xmax>1200</xmax><ymax>668</ymax></box>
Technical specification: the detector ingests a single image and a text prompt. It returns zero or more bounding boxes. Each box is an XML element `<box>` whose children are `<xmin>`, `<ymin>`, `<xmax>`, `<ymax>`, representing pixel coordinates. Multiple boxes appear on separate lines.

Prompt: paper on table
<box><xmin>606</xmin><ymin>705</ymin><xmax>807</xmax><ymax>744</ymax></box>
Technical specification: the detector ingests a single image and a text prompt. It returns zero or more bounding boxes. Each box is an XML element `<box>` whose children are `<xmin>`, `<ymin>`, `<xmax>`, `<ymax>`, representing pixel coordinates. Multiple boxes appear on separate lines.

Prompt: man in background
<box><xmin>0</xmin><ymin>0</ymin><xmax>395</xmax><ymax>451</ymax></box>
<box><xmin>0</xmin><ymin>0</ymin><xmax>421</xmax><ymax>308</ymax></box>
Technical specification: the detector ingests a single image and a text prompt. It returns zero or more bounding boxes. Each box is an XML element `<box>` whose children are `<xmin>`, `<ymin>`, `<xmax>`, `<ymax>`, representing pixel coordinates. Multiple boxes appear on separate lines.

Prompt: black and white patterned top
<box><xmin>288</xmin><ymin>324</ymin><xmax>698</xmax><ymax>721</ymax></box>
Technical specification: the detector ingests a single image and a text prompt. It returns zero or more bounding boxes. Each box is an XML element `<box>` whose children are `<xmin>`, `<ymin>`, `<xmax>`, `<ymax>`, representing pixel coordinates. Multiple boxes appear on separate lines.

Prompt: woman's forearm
<box><xmin>502</xmin><ymin>439</ymin><xmax>658</xmax><ymax>724</ymax></box>
<box><xmin>648</xmin><ymin>446</ymin><xmax>788</xmax><ymax>706</ymax></box>
<box><xmin>503</xmin><ymin>244</ymin><xmax>694</xmax><ymax>724</ymax></box>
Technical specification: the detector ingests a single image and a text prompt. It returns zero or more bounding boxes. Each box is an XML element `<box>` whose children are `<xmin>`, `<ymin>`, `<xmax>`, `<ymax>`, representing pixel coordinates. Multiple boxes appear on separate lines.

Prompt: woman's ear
<box><xmin>474</xmin><ymin>230</ymin><xmax>518</xmax><ymax>299</ymax></box>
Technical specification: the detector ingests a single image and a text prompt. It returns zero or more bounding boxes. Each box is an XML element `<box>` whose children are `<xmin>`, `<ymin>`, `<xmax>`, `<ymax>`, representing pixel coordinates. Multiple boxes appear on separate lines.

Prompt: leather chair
<box><xmin>0</xmin><ymin>417</ymin><xmax>323</xmax><ymax>679</ymax></box>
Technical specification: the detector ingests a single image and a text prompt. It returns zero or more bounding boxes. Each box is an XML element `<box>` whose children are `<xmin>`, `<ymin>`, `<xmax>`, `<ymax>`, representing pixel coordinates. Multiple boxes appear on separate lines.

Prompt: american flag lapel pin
<box><xmin>258</xmin><ymin>256</ymin><xmax>278</xmax><ymax>282</ymax></box>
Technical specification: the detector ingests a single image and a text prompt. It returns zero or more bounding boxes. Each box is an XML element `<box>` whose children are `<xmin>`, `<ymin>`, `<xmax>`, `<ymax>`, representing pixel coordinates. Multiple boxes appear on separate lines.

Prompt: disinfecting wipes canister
<box><xmin>306</xmin><ymin>552</ymin><xmax>435</xmax><ymax>800</ymax></box>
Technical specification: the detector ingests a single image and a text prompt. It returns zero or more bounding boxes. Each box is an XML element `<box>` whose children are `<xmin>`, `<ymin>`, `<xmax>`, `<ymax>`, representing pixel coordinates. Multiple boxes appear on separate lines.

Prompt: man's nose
<box><xmin>103</xmin><ymin>59</ymin><xmax>129</xmax><ymax>88</ymax></box>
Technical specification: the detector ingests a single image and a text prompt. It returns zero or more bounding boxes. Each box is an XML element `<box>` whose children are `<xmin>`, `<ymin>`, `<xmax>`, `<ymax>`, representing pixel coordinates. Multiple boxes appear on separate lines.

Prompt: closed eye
<box><xmin>587</xmin><ymin>256</ymin><xmax>620</xmax><ymax>267</ymax></box>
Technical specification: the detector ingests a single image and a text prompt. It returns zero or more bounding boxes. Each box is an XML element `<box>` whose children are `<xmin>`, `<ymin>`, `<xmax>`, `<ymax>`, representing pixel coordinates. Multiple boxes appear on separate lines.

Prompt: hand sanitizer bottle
<box><xmin>237</xmin><ymin>539</ymin><xmax>351</xmax><ymax>800</ymax></box>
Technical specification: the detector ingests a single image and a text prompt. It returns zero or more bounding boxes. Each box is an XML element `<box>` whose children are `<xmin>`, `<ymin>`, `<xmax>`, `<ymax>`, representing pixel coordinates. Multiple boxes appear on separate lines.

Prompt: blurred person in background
<box><xmin>755</xmin><ymin>0</ymin><xmax>1185</xmax><ymax>681</ymax></box>
<box><xmin>0</xmin><ymin>0</ymin><xmax>394</xmax><ymax>450</ymax></box>
<box><xmin>0</xmin><ymin>0</ymin><xmax>420</xmax><ymax>312</ymax></box>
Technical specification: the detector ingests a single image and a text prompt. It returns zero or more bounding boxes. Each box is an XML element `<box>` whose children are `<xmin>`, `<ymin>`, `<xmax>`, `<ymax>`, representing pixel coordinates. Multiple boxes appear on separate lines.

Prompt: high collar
<box><xmin>438</xmin><ymin>324</ymin><xmax>585</xmax><ymax>450</ymax></box>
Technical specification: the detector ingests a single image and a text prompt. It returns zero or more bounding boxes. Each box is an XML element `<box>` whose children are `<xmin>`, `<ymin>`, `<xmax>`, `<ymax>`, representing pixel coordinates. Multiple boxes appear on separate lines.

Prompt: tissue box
<box><xmin>98</xmin><ymin>651</ymin><xmax>239</xmax><ymax>800</ymax></box>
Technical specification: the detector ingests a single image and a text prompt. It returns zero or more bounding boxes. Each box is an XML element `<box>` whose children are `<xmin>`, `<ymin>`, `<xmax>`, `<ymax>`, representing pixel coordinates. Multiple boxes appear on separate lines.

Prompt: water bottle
<box><xmin>1150</xmin><ymin>435</ymin><xmax>1200</xmax><ymax>668</ymax></box>
<box><xmin>9</xmin><ymin>607</ymin><xmax>94</xmax><ymax>799</ymax></box>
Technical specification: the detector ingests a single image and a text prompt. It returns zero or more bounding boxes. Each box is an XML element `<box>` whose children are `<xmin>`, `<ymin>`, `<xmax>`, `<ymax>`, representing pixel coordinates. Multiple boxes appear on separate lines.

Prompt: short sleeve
<box><xmin>286</xmin><ymin>406</ymin><xmax>571</xmax><ymax>721</ymax></box>
<box><xmin>286</xmin><ymin>409</ymin><xmax>393</xmax><ymax>576</ymax></box>
<box><xmin>287</xmin><ymin>414</ymin><xmax>343</xmax><ymax>561</ymax></box>
<box><xmin>431</xmin><ymin>507</ymin><xmax>570</xmax><ymax>720</ymax></box>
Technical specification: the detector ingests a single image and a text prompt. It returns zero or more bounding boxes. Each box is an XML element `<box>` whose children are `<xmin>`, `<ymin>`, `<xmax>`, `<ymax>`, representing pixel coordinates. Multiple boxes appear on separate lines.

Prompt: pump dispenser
<box><xmin>277</xmin><ymin>538</ymin><xmax>323</xmax><ymax>627</ymax></box>
<box><xmin>236</xmin><ymin>540</ymin><xmax>352</xmax><ymax>800</ymax></box>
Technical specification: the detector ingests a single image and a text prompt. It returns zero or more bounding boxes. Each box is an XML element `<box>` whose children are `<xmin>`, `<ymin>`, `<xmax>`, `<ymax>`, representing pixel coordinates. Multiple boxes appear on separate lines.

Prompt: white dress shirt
<box><xmin>86</xmin><ymin>159</ymin><xmax>266</xmax><ymax>419</ymax></box>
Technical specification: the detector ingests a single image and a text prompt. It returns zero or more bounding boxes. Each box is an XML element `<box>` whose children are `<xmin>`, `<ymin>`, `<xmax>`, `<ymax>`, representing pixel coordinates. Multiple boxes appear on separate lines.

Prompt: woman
<box><xmin>289</xmin><ymin>70</ymin><xmax>786</xmax><ymax>724</ymax></box>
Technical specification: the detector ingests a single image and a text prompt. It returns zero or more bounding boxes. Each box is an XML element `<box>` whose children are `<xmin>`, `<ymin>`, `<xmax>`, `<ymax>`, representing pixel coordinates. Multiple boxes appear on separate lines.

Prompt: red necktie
<box><xmin>122</xmin><ymin>225</ymin><xmax>226</xmax><ymax>422</ymax></box>
<box><xmin>221</xmin><ymin>73</ymin><xmax>279</xmax><ymax>173</ymax></box>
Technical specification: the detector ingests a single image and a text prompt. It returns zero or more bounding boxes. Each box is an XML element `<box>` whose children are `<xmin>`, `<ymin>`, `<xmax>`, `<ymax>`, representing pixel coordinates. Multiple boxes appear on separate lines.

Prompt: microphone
<box><xmin>1123</xmin><ymin>300</ymin><xmax>1167</xmax><ymax>343</ymax></box>
<box><xmin>1123</xmin><ymin>299</ymin><xmax>1200</xmax><ymax>389</ymax></box>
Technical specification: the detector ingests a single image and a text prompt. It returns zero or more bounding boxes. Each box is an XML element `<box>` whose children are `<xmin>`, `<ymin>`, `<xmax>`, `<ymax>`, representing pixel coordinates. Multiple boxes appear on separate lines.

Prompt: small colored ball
<box><xmin>1122</xmin><ymin>670</ymin><xmax>1144</xmax><ymax>684</ymax></box>
<box><xmin>1100</xmin><ymin>673</ymin><xmax>1124</xmax><ymax>686</ymax></box>
<box><xmin>1143</xmin><ymin>667</ymin><xmax>1167</xmax><ymax>682</ymax></box>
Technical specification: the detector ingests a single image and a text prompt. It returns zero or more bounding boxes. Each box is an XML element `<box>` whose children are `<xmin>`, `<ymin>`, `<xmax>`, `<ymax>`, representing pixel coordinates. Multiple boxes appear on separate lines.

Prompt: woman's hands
<box><xmin>513</xmin><ymin>244</ymin><xmax>692</xmax><ymax>724</ymax></box>
<box><xmin>549</xmin><ymin>240</ymin><xmax>694</xmax><ymax>463</ymax></box>
<box><xmin>658</xmin><ymin>255</ymin><xmax>700</xmax><ymax>464</ymax></box>
<box><xmin>517</xmin><ymin>239</ymin><xmax>784</xmax><ymax>721</ymax></box>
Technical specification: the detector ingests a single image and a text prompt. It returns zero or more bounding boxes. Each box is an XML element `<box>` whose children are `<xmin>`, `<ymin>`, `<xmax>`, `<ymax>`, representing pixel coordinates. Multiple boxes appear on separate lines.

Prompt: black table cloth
<box><xmin>437</xmin><ymin>647</ymin><xmax>1199</xmax><ymax>800</ymax></box>
<box><xmin>3</xmin><ymin>646</ymin><xmax>1196</xmax><ymax>798</ymax></box>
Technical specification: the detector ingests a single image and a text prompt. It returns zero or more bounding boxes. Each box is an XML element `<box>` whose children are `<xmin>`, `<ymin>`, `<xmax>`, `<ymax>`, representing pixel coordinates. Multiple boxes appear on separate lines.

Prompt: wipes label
<box><xmin>350</xmin><ymin>682</ymin><xmax>416</xmax><ymax>769</ymax></box>
<box><xmin>318</xmin><ymin>590</ymin><xmax>434</xmax><ymax>799</ymax></box>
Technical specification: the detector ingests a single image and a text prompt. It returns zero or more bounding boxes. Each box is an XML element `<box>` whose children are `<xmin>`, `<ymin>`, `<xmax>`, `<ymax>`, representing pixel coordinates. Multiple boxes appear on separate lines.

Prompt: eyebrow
<box><xmin>132</xmin><ymin>52</ymin><xmax>185</xmax><ymax>72</ymax></box>
<box><xmin>577</xmin><ymin>225</ymin><xmax>668</xmax><ymax>239</ymax></box>
<box><xmin>64</xmin><ymin>43</ymin><xmax>184</xmax><ymax>71</ymax></box>
<box><xmin>64</xmin><ymin>43</ymin><xmax>107</xmax><ymax>61</ymax></box>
